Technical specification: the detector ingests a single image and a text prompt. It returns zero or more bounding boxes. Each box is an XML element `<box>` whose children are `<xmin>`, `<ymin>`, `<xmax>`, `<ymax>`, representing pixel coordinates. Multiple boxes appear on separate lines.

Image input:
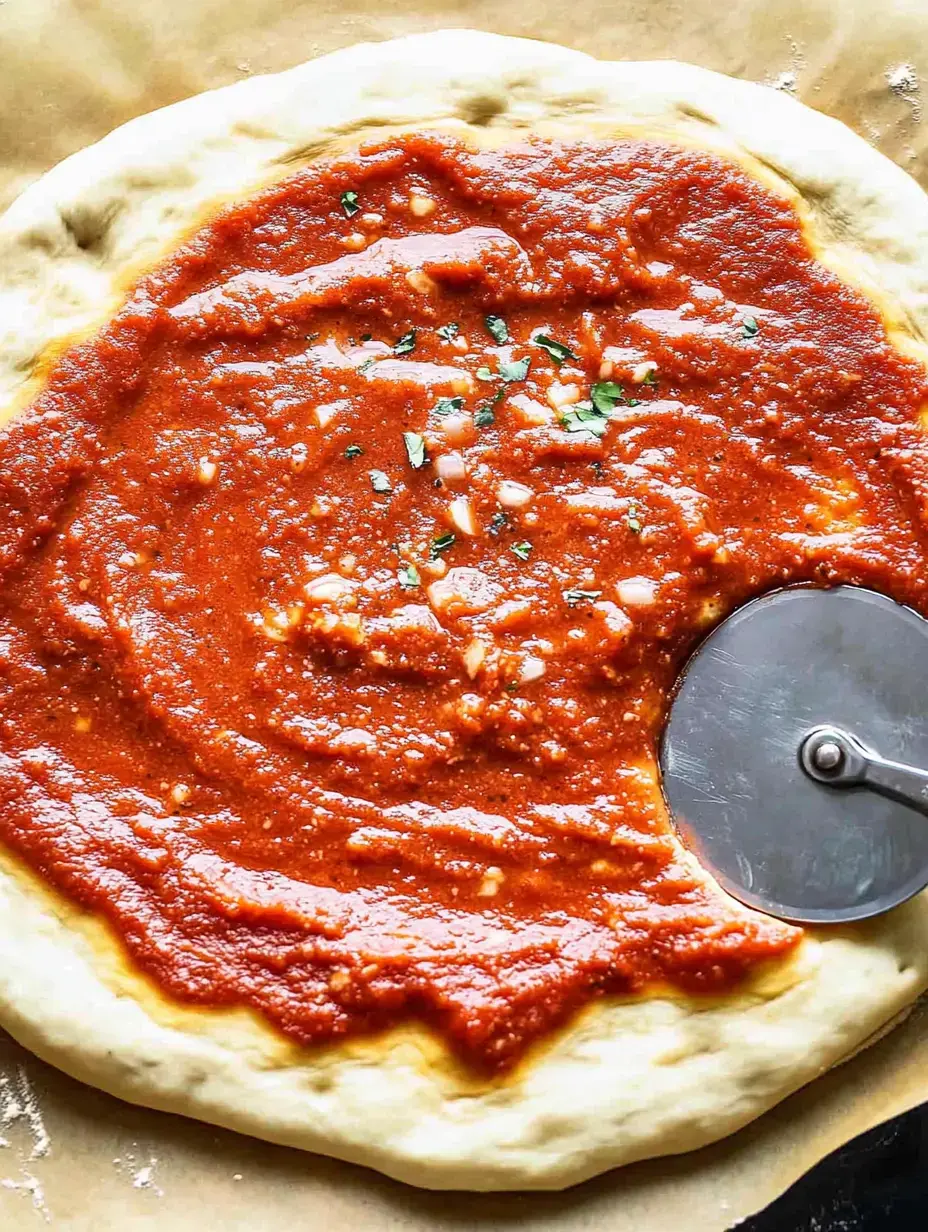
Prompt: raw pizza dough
<box><xmin>0</xmin><ymin>29</ymin><xmax>928</xmax><ymax>1191</ymax></box>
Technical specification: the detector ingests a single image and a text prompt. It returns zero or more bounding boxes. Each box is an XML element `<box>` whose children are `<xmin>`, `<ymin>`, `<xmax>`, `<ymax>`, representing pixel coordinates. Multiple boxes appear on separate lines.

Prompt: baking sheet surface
<box><xmin>0</xmin><ymin>0</ymin><xmax>925</xmax><ymax>1226</ymax></box>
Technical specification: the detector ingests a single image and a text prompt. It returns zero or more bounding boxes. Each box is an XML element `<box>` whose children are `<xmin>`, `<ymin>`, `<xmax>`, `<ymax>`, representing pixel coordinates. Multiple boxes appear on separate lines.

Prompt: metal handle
<box><xmin>800</xmin><ymin>724</ymin><xmax>928</xmax><ymax>817</ymax></box>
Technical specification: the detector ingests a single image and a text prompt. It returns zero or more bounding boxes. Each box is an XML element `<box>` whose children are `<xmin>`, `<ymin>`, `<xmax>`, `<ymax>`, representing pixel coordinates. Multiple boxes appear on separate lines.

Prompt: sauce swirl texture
<box><xmin>0</xmin><ymin>136</ymin><xmax>926</xmax><ymax>1069</ymax></box>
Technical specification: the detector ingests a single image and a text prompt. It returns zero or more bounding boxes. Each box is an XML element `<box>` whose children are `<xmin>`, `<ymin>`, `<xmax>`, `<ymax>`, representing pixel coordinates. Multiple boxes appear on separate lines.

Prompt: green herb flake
<box><xmin>563</xmin><ymin>587</ymin><xmax>602</xmax><ymax>607</ymax></box>
<box><xmin>360</xmin><ymin>332</ymin><xmax>372</xmax><ymax>342</ymax></box>
<box><xmin>403</xmin><ymin>432</ymin><xmax>428</xmax><ymax>470</ymax></box>
<box><xmin>741</xmin><ymin>315</ymin><xmax>760</xmax><ymax>338</ymax></box>
<box><xmin>489</xmin><ymin>511</ymin><xmax>509</xmax><ymax>536</ymax></box>
<box><xmin>429</xmin><ymin>532</ymin><xmax>456</xmax><ymax>560</ymax></box>
<box><xmin>559</xmin><ymin>402</ymin><xmax>609</xmax><ymax>438</ymax></box>
<box><xmin>357</xmin><ymin>357</ymin><xmax>376</xmax><ymax>375</ymax></box>
<box><xmin>344</xmin><ymin>443</ymin><xmax>364</xmax><ymax>459</ymax></box>
<box><xmin>640</xmin><ymin>369</ymin><xmax>658</xmax><ymax>386</ymax></box>
<box><xmin>398</xmin><ymin>563</ymin><xmax>420</xmax><ymax>590</ymax></box>
<box><xmin>393</xmin><ymin>330</ymin><xmax>417</xmax><ymax>356</ymax></box>
<box><xmin>473</xmin><ymin>405</ymin><xmax>496</xmax><ymax>429</ymax></box>
<box><xmin>475</xmin><ymin>366</ymin><xmax>497</xmax><ymax>383</ymax></box>
<box><xmin>534</xmin><ymin>334</ymin><xmax>578</xmax><ymax>366</ymax></box>
<box><xmin>433</xmin><ymin>396</ymin><xmax>464</xmax><ymax>417</ymax></box>
<box><xmin>369</xmin><ymin>470</ymin><xmax>393</xmax><ymax>494</ymax></box>
<box><xmin>499</xmin><ymin>356</ymin><xmax>531</xmax><ymax>383</ymax></box>
<box><xmin>511</xmin><ymin>541</ymin><xmax>532</xmax><ymax>561</ymax></box>
<box><xmin>484</xmin><ymin>314</ymin><xmax>509</xmax><ymax>344</ymax></box>
<box><xmin>626</xmin><ymin>504</ymin><xmax>643</xmax><ymax>534</ymax></box>
<box><xmin>590</xmin><ymin>381</ymin><xmax>625</xmax><ymax>415</ymax></box>
<box><xmin>437</xmin><ymin>323</ymin><xmax>460</xmax><ymax>342</ymax></box>
<box><xmin>340</xmin><ymin>190</ymin><xmax>360</xmax><ymax>218</ymax></box>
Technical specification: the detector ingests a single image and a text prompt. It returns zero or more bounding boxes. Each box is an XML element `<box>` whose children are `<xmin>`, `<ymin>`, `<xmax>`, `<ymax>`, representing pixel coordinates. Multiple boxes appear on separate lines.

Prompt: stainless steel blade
<box><xmin>659</xmin><ymin>586</ymin><xmax>928</xmax><ymax>923</ymax></box>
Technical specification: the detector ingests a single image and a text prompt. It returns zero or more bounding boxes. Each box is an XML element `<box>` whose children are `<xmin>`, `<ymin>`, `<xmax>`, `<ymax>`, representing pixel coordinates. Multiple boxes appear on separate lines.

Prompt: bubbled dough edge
<box><xmin>0</xmin><ymin>29</ymin><xmax>926</xmax><ymax>1190</ymax></box>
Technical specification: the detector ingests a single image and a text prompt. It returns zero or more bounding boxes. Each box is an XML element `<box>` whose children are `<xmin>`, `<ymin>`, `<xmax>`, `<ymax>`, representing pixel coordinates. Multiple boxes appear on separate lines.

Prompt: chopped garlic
<box><xmin>518</xmin><ymin>655</ymin><xmax>546</xmax><ymax>683</ymax></box>
<box><xmin>304</xmin><ymin>573</ymin><xmax>356</xmax><ymax>604</ymax></box>
<box><xmin>508</xmin><ymin>393</ymin><xmax>553</xmax><ymax>426</ymax></box>
<box><xmin>462</xmin><ymin>638</ymin><xmax>487</xmax><ymax>679</ymax></box>
<box><xmin>632</xmin><ymin>361</ymin><xmax>658</xmax><ymax>383</ymax></box>
<box><xmin>616</xmin><ymin>576</ymin><xmax>658</xmax><ymax>608</ymax></box>
<box><xmin>546</xmin><ymin>381</ymin><xmax>581</xmax><ymax>410</ymax></box>
<box><xmin>197</xmin><ymin>457</ymin><xmax>218</xmax><ymax>485</ymax></box>
<box><xmin>409</xmin><ymin>194</ymin><xmax>437</xmax><ymax>217</ymax></box>
<box><xmin>314</xmin><ymin>403</ymin><xmax>340</xmax><ymax>429</ymax></box>
<box><xmin>477</xmin><ymin>866</ymin><xmax>505</xmax><ymax>897</ymax></box>
<box><xmin>405</xmin><ymin>269</ymin><xmax>438</xmax><ymax>295</ymax></box>
<box><xmin>497</xmin><ymin>480</ymin><xmax>533</xmax><ymax>509</ymax></box>
<box><xmin>435</xmin><ymin>451</ymin><xmax>467</xmax><ymax>485</ymax></box>
<box><xmin>440</xmin><ymin>412</ymin><xmax>476</xmax><ymax>447</ymax></box>
<box><xmin>449</xmin><ymin>496</ymin><xmax>478</xmax><ymax>536</ymax></box>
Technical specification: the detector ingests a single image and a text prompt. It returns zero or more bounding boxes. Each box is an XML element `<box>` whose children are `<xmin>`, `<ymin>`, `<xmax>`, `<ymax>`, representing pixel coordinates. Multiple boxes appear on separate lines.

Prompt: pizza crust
<box><xmin>1</xmin><ymin>29</ymin><xmax>928</xmax><ymax>1190</ymax></box>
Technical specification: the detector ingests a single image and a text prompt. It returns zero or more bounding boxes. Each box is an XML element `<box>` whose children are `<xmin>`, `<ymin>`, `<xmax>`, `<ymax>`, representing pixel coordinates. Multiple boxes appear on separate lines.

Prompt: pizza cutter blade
<box><xmin>659</xmin><ymin>586</ymin><xmax>928</xmax><ymax>924</ymax></box>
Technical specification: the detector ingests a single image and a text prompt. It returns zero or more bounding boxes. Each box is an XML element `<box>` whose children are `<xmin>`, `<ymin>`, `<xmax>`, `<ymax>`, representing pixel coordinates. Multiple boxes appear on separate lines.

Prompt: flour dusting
<box><xmin>0</xmin><ymin>1067</ymin><xmax>50</xmax><ymax>1160</ymax></box>
<box><xmin>0</xmin><ymin>1065</ymin><xmax>53</xmax><ymax>1220</ymax></box>
<box><xmin>1</xmin><ymin>1171</ymin><xmax>49</xmax><ymax>1222</ymax></box>
<box><xmin>770</xmin><ymin>71</ymin><xmax>798</xmax><ymax>94</ymax></box>
<box><xmin>886</xmin><ymin>63</ymin><xmax>921</xmax><ymax>120</ymax></box>
<box><xmin>765</xmin><ymin>34</ymin><xmax>806</xmax><ymax>95</ymax></box>
<box><xmin>113</xmin><ymin>1145</ymin><xmax>164</xmax><ymax>1198</ymax></box>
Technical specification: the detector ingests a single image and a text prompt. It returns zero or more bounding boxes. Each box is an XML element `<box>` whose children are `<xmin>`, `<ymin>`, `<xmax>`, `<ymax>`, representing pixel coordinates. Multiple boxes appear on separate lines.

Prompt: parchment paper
<box><xmin>0</xmin><ymin>0</ymin><xmax>926</xmax><ymax>1226</ymax></box>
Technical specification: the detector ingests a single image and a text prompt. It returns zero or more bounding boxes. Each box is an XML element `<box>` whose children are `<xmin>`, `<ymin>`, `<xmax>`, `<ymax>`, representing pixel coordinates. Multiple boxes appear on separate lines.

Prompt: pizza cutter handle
<box><xmin>800</xmin><ymin>725</ymin><xmax>928</xmax><ymax>818</ymax></box>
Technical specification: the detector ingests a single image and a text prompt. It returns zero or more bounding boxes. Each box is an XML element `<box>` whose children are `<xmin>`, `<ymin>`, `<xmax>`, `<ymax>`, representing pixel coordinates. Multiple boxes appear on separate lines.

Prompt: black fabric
<box><xmin>739</xmin><ymin>1104</ymin><xmax>928</xmax><ymax>1231</ymax></box>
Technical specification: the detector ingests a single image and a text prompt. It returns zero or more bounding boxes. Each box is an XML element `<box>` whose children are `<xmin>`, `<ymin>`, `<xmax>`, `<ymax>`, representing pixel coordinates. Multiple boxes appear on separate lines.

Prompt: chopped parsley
<box><xmin>357</xmin><ymin>357</ymin><xmax>376</xmax><ymax>375</ymax></box>
<box><xmin>473</xmin><ymin>404</ymin><xmax>496</xmax><ymax>428</ymax></box>
<box><xmin>429</xmin><ymin>532</ymin><xmax>456</xmax><ymax>559</ymax></box>
<box><xmin>477</xmin><ymin>356</ymin><xmax>531</xmax><ymax>385</ymax></box>
<box><xmin>360</xmin><ymin>332</ymin><xmax>372</xmax><ymax>342</ymax></box>
<box><xmin>489</xmin><ymin>511</ymin><xmax>509</xmax><ymax>536</ymax></box>
<box><xmin>433</xmin><ymin>395</ymin><xmax>464</xmax><ymax>417</ymax></box>
<box><xmin>403</xmin><ymin>432</ymin><xmax>427</xmax><ymax>469</ymax></box>
<box><xmin>559</xmin><ymin>402</ymin><xmax>609</xmax><ymax>438</ymax></box>
<box><xmin>511</xmin><ymin>541</ymin><xmax>532</xmax><ymax>561</ymax></box>
<box><xmin>340</xmin><ymin>190</ymin><xmax>360</xmax><ymax>218</ymax></box>
<box><xmin>484</xmin><ymin>314</ymin><xmax>509</xmax><ymax>344</ymax></box>
<box><xmin>742</xmin><ymin>315</ymin><xmax>759</xmax><ymax>338</ymax></box>
<box><xmin>627</xmin><ymin>503</ymin><xmax>643</xmax><ymax>534</ymax></box>
<box><xmin>590</xmin><ymin>381</ymin><xmax>626</xmax><ymax>415</ymax></box>
<box><xmin>393</xmin><ymin>330</ymin><xmax>417</xmax><ymax>355</ymax></box>
<box><xmin>344</xmin><ymin>443</ymin><xmax>364</xmax><ymax>459</ymax></box>
<box><xmin>640</xmin><ymin>369</ymin><xmax>658</xmax><ymax>386</ymax></box>
<box><xmin>369</xmin><ymin>470</ymin><xmax>393</xmax><ymax>494</ymax></box>
<box><xmin>437</xmin><ymin>322</ymin><xmax>460</xmax><ymax>342</ymax></box>
<box><xmin>398</xmin><ymin>563</ymin><xmax>420</xmax><ymax>589</ymax></box>
<box><xmin>564</xmin><ymin>587</ymin><xmax>602</xmax><ymax>607</ymax></box>
<box><xmin>534</xmin><ymin>334</ymin><xmax>578</xmax><ymax>365</ymax></box>
<box><xmin>499</xmin><ymin>356</ymin><xmax>531</xmax><ymax>383</ymax></box>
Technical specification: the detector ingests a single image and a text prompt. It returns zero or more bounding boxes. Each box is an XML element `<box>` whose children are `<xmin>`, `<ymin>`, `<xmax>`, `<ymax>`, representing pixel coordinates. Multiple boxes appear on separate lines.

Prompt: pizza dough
<box><xmin>0</xmin><ymin>29</ymin><xmax>927</xmax><ymax>1191</ymax></box>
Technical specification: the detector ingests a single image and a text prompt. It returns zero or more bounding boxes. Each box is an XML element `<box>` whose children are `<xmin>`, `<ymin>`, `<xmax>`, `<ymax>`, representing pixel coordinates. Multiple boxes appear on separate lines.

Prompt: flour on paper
<box><xmin>0</xmin><ymin>1066</ymin><xmax>51</xmax><ymax>1219</ymax></box>
<box><xmin>113</xmin><ymin>1145</ymin><xmax>165</xmax><ymax>1198</ymax></box>
<box><xmin>886</xmin><ymin>64</ymin><xmax>921</xmax><ymax>121</ymax></box>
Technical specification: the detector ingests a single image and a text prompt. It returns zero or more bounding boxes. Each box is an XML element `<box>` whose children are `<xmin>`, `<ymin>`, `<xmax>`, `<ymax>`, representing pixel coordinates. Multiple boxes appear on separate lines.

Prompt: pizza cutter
<box><xmin>660</xmin><ymin>585</ymin><xmax>928</xmax><ymax>924</ymax></box>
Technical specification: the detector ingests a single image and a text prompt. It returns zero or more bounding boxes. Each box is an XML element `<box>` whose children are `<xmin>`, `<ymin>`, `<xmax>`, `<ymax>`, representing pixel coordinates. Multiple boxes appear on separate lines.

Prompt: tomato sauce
<box><xmin>0</xmin><ymin>135</ymin><xmax>926</xmax><ymax>1070</ymax></box>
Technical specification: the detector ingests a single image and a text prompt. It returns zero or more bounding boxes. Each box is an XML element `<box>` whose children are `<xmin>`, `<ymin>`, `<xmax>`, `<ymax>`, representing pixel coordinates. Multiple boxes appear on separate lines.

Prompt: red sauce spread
<box><xmin>0</xmin><ymin>135</ymin><xmax>926</xmax><ymax>1071</ymax></box>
